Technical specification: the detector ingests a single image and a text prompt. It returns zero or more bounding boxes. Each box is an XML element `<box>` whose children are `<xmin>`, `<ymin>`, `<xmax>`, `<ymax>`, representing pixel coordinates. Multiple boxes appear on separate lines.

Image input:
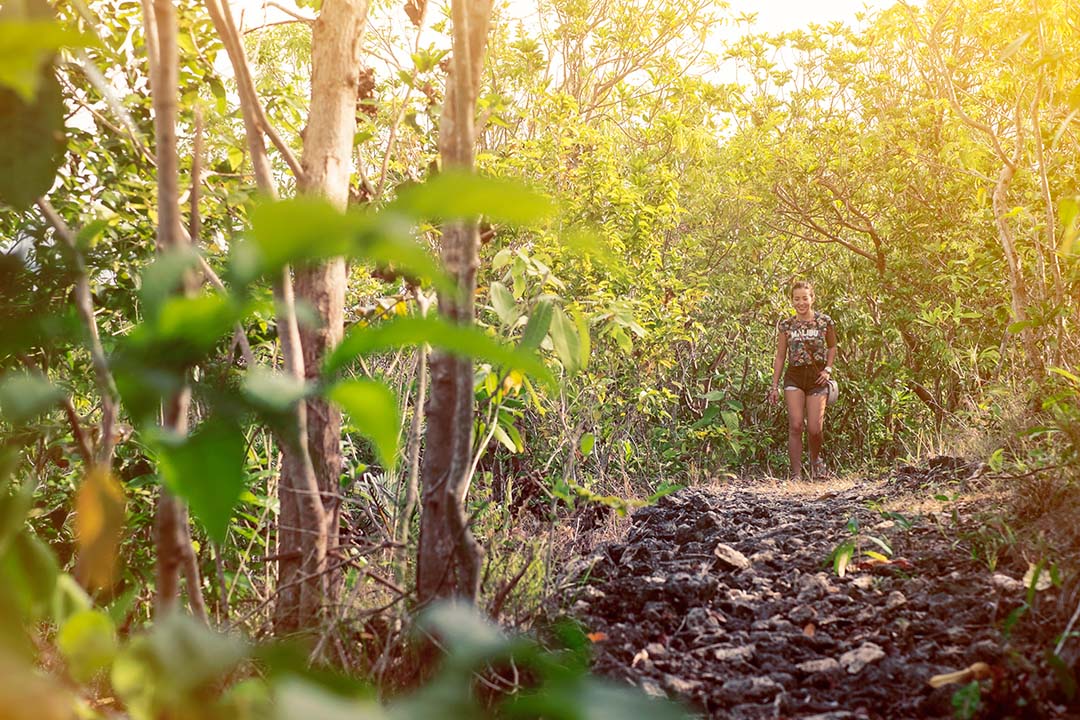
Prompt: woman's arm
<box><xmin>818</xmin><ymin>325</ymin><xmax>838</xmax><ymax>384</ymax></box>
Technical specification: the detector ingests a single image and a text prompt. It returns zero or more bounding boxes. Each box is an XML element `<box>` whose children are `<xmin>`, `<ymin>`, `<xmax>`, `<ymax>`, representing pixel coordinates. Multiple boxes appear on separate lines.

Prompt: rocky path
<box><xmin>566</xmin><ymin>460</ymin><xmax>1073</xmax><ymax>719</ymax></box>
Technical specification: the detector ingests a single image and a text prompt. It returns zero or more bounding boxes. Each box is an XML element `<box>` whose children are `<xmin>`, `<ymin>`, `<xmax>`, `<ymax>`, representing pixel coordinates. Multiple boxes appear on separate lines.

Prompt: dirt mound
<box><xmin>566</xmin><ymin>459</ymin><xmax>1075</xmax><ymax>719</ymax></box>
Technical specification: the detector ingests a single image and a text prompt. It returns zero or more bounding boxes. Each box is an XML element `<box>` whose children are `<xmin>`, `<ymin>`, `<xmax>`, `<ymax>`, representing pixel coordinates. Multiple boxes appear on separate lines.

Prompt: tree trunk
<box><xmin>201</xmin><ymin>0</ymin><xmax>338</xmax><ymax>632</ymax></box>
<box><xmin>990</xmin><ymin>160</ymin><xmax>1039</xmax><ymax>374</ymax></box>
<box><xmin>144</xmin><ymin>0</ymin><xmax>209</xmax><ymax>618</ymax></box>
<box><xmin>416</xmin><ymin>0</ymin><xmax>494</xmax><ymax>606</ymax></box>
<box><xmin>276</xmin><ymin>0</ymin><xmax>369</xmax><ymax>630</ymax></box>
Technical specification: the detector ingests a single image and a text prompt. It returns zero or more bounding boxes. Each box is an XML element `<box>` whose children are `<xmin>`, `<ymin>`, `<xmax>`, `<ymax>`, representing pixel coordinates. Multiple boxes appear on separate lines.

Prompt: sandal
<box><xmin>812</xmin><ymin>460</ymin><xmax>830</xmax><ymax>480</ymax></box>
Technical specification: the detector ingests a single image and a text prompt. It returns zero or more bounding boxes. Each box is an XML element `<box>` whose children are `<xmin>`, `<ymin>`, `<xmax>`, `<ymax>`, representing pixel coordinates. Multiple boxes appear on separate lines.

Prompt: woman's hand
<box><xmin>767</xmin><ymin>387</ymin><xmax>779</xmax><ymax>404</ymax></box>
<box><xmin>816</xmin><ymin>367</ymin><xmax>832</xmax><ymax>385</ymax></box>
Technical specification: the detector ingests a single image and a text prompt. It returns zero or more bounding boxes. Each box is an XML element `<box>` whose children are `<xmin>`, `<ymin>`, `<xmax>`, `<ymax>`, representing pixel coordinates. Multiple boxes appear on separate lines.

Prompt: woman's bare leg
<box><xmin>784</xmin><ymin>388</ymin><xmax>806</xmax><ymax>480</ymax></box>
<box><xmin>806</xmin><ymin>393</ymin><xmax>828</xmax><ymax>473</ymax></box>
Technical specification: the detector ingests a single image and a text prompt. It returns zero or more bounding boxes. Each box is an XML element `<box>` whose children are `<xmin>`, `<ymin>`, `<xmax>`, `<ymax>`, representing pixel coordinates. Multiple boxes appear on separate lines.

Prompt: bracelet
<box><xmin>824</xmin><ymin>367</ymin><xmax>833</xmax><ymax>374</ymax></box>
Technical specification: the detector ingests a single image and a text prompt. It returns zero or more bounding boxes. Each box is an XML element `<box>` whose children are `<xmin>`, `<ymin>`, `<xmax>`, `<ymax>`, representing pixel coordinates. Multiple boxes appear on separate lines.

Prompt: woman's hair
<box><xmin>791</xmin><ymin>279</ymin><xmax>814</xmax><ymax>297</ymax></box>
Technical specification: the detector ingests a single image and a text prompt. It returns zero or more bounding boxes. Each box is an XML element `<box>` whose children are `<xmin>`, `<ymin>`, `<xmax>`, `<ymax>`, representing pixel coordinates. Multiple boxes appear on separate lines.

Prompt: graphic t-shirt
<box><xmin>778</xmin><ymin>311</ymin><xmax>834</xmax><ymax>368</ymax></box>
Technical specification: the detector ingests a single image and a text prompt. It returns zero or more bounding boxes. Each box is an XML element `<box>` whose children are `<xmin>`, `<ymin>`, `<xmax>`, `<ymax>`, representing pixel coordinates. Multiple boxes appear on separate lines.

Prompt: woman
<box><xmin>767</xmin><ymin>280</ymin><xmax>837</xmax><ymax>481</ymax></box>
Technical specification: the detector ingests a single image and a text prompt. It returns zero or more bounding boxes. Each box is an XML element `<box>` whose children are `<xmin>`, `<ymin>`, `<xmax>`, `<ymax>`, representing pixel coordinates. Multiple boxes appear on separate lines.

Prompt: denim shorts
<box><xmin>783</xmin><ymin>364</ymin><xmax>828</xmax><ymax>396</ymax></box>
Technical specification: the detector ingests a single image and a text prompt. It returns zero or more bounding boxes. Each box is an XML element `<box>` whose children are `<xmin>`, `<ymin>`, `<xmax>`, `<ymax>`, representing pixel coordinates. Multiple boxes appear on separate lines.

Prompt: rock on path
<box><xmin>565</xmin><ymin>461</ymin><xmax>1071</xmax><ymax>718</ymax></box>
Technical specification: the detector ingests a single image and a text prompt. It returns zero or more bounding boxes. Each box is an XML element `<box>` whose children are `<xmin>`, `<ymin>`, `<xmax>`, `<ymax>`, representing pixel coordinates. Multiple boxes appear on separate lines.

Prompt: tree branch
<box><xmin>34</xmin><ymin>199</ymin><xmax>119</xmax><ymax>466</ymax></box>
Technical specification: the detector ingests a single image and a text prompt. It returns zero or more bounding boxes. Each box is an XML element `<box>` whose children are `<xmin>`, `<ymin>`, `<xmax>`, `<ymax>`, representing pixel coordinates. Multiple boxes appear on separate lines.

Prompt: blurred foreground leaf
<box><xmin>74</xmin><ymin>467</ymin><xmax>126</xmax><ymax>589</ymax></box>
<box><xmin>0</xmin><ymin>371</ymin><xmax>64</xmax><ymax>424</ymax></box>
<box><xmin>327</xmin><ymin>380</ymin><xmax>401</xmax><ymax>470</ymax></box>
<box><xmin>112</xmin><ymin>612</ymin><xmax>248</xmax><ymax>719</ymax></box>
<box><xmin>58</xmin><ymin>609</ymin><xmax>118</xmax><ymax>682</ymax></box>
<box><xmin>325</xmin><ymin>315</ymin><xmax>554</xmax><ymax>389</ymax></box>
<box><xmin>390</xmin><ymin>171</ymin><xmax>554</xmax><ymax>225</ymax></box>
<box><xmin>157</xmin><ymin>415</ymin><xmax>247</xmax><ymax>544</ymax></box>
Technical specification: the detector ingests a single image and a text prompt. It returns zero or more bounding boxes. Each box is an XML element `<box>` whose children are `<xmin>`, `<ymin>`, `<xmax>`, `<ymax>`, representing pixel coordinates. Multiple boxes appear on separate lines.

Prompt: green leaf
<box><xmin>325</xmin><ymin>315</ymin><xmax>554</xmax><ymax>388</ymax></box>
<box><xmin>1049</xmin><ymin>366</ymin><xmax>1080</xmax><ymax>387</ymax></box>
<box><xmin>58</xmin><ymin>609</ymin><xmax>118</xmax><ymax>682</ymax></box>
<box><xmin>0</xmin><ymin>68</ymin><xmax>64</xmax><ymax>209</ymax></box>
<box><xmin>519</xmin><ymin>299</ymin><xmax>554</xmax><ymax>351</ymax></box>
<box><xmin>242</xmin><ymin>368</ymin><xmax>311</xmax><ymax>414</ymax></box>
<box><xmin>359</xmin><ymin>213</ymin><xmax>455</xmax><ymax>294</ymax></box>
<box><xmin>227</xmin><ymin>146</ymin><xmax>244</xmax><ymax>172</ymax></box>
<box><xmin>274</xmin><ymin>678</ymin><xmax>388</xmax><ymax>720</ymax></box>
<box><xmin>579</xmin><ymin>432</ymin><xmax>596</xmax><ymax>457</ymax></box>
<box><xmin>951</xmin><ymin>680</ymin><xmax>982</xmax><ymax>719</ymax></box>
<box><xmin>152</xmin><ymin>292</ymin><xmax>243</xmax><ymax>355</ymax></box>
<box><xmin>112</xmin><ymin>613</ymin><xmax>248</xmax><ymax>718</ymax></box>
<box><xmin>573</xmin><ymin>308</ymin><xmax>590</xmax><ymax>370</ymax></box>
<box><xmin>866</xmin><ymin>534</ymin><xmax>893</xmax><ymax>556</ymax></box>
<box><xmin>549</xmin><ymin>306</ymin><xmax>582</xmax><ymax>374</ymax></box>
<box><xmin>157</xmin><ymin>416</ymin><xmax>247</xmax><ymax>544</ymax></box>
<box><xmin>490</xmin><ymin>282</ymin><xmax>519</xmax><ymax>327</ymax></box>
<box><xmin>998</xmin><ymin>31</ymin><xmax>1031</xmax><ymax>62</ymax></box>
<box><xmin>0</xmin><ymin>20</ymin><xmax>92</xmax><ymax>102</ymax></box>
<box><xmin>492</xmin><ymin>423</ymin><xmax>519</xmax><ymax>453</ymax></box>
<box><xmin>1007</xmin><ymin>319</ymin><xmax>1036</xmax><ymax>334</ymax></box>
<box><xmin>1059</xmin><ymin>197</ymin><xmax>1079</xmax><ymax>256</ymax></box>
<box><xmin>390</xmin><ymin>171</ymin><xmax>554</xmax><ymax>225</ymax></box>
<box><xmin>239</xmin><ymin>199</ymin><xmax>453</xmax><ymax>293</ymax></box>
<box><xmin>721</xmin><ymin>410</ymin><xmax>739</xmax><ymax>433</ymax></box>
<box><xmin>139</xmin><ymin>247</ymin><xmax>200</xmax><ymax>323</ymax></box>
<box><xmin>2</xmin><ymin>530</ymin><xmax>58</xmax><ymax>621</ymax></box>
<box><xmin>690</xmin><ymin>406</ymin><xmax>719</xmax><ymax>429</ymax></box>
<box><xmin>52</xmin><ymin>574</ymin><xmax>92</xmax><ymax>626</ymax></box>
<box><xmin>418</xmin><ymin>601</ymin><xmax>511</xmax><ymax>666</ymax></box>
<box><xmin>832</xmin><ymin>540</ymin><xmax>855</xmax><ymax>578</ymax></box>
<box><xmin>0</xmin><ymin>371</ymin><xmax>64</xmax><ymax>423</ymax></box>
<box><xmin>241</xmin><ymin>196</ymin><xmax>353</xmax><ymax>280</ymax></box>
<box><xmin>492</xmin><ymin>248</ymin><xmax>514</xmax><ymax>270</ymax></box>
<box><xmin>327</xmin><ymin>380</ymin><xmax>401</xmax><ymax>469</ymax></box>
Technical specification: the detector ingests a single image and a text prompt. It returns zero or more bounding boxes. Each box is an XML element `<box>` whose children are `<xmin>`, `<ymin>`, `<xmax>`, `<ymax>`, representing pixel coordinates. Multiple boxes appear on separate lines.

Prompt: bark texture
<box><xmin>415</xmin><ymin>0</ymin><xmax>494</xmax><ymax>606</ymax></box>
<box><xmin>202</xmin><ymin>0</ymin><xmax>337</xmax><ymax>630</ymax></box>
<box><xmin>145</xmin><ymin>0</ymin><xmax>207</xmax><ymax>617</ymax></box>
<box><xmin>277</xmin><ymin>0</ymin><xmax>369</xmax><ymax>630</ymax></box>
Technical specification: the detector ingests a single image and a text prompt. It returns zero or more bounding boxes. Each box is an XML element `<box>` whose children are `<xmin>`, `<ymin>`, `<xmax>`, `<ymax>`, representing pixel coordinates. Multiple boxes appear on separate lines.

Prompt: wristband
<box><xmin>824</xmin><ymin>367</ymin><xmax>833</xmax><ymax>374</ymax></box>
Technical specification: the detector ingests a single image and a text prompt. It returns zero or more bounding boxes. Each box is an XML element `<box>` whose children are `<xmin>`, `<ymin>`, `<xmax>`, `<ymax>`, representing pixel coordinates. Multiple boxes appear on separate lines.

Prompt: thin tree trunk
<box><xmin>145</xmin><ymin>0</ymin><xmax>209</xmax><ymax>617</ymax></box>
<box><xmin>1031</xmin><ymin>90</ymin><xmax>1066</xmax><ymax>367</ymax></box>
<box><xmin>394</xmin><ymin>292</ymin><xmax>430</xmax><ymax>582</ymax></box>
<box><xmin>990</xmin><ymin>158</ymin><xmax>1039</xmax><ymax>374</ymax></box>
<box><xmin>416</xmin><ymin>0</ymin><xmax>494</xmax><ymax>606</ymax></box>
<box><xmin>202</xmin><ymin>0</ymin><xmax>346</xmax><ymax>632</ymax></box>
<box><xmin>280</xmin><ymin>0</ymin><xmax>369</xmax><ymax>626</ymax></box>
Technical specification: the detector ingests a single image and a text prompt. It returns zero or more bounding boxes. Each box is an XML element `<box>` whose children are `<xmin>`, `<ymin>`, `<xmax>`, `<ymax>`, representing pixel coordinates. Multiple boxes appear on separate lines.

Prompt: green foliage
<box><xmin>0</xmin><ymin>372</ymin><xmax>64</xmax><ymax>424</ymax></box>
<box><xmin>0</xmin><ymin>0</ymin><xmax>89</xmax><ymax>208</ymax></box>
<box><xmin>57</xmin><ymin>608</ymin><xmax>118</xmax><ymax>681</ymax></box>
<box><xmin>389</xmin><ymin>171</ymin><xmax>555</xmax><ymax>225</ymax></box>
<box><xmin>328</xmin><ymin>380</ymin><xmax>401</xmax><ymax>470</ymax></box>
<box><xmin>827</xmin><ymin>515</ymin><xmax>894</xmax><ymax>577</ymax></box>
<box><xmin>0</xmin><ymin>62</ymin><xmax>66</xmax><ymax>209</ymax></box>
<box><xmin>156</xmin><ymin>415</ymin><xmax>247</xmax><ymax>544</ymax></box>
<box><xmin>0</xmin><ymin>19</ymin><xmax>90</xmax><ymax>102</ymax></box>
<box><xmin>326</xmin><ymin>315</ymin><xmax>554</xmax><ymax>388</ymax></box>
<box><xmin>951</xmin><ymin>680</ymin><xmax>982</xmax><ymax>720</ymax></box>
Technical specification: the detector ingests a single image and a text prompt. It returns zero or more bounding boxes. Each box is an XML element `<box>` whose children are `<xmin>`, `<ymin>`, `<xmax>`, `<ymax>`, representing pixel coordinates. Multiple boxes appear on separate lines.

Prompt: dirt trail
<box><xmin>565</xmin><ymin>459</ymin><xmax>1074</xmax><ymax>719</ymax></box>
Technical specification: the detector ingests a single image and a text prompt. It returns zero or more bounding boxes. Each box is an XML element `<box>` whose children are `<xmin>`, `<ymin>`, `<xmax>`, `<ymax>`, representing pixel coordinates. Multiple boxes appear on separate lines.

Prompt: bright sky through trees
<box><xmin>724</xmin><ymin>0</ymin><xmax>898</xmax><ymax>33</ymax></box>
<box><xmin>230</xmin><ymin>0</ymin><xmax>908</xmax><ymax>35</ymax></box>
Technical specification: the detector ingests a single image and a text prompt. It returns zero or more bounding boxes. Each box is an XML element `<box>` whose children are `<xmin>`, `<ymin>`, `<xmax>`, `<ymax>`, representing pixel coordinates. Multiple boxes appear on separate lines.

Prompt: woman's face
<box><xmin>792</xmin><ymin>288</ymin><xmax>814</xmax><ymax>315</ymax></box>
